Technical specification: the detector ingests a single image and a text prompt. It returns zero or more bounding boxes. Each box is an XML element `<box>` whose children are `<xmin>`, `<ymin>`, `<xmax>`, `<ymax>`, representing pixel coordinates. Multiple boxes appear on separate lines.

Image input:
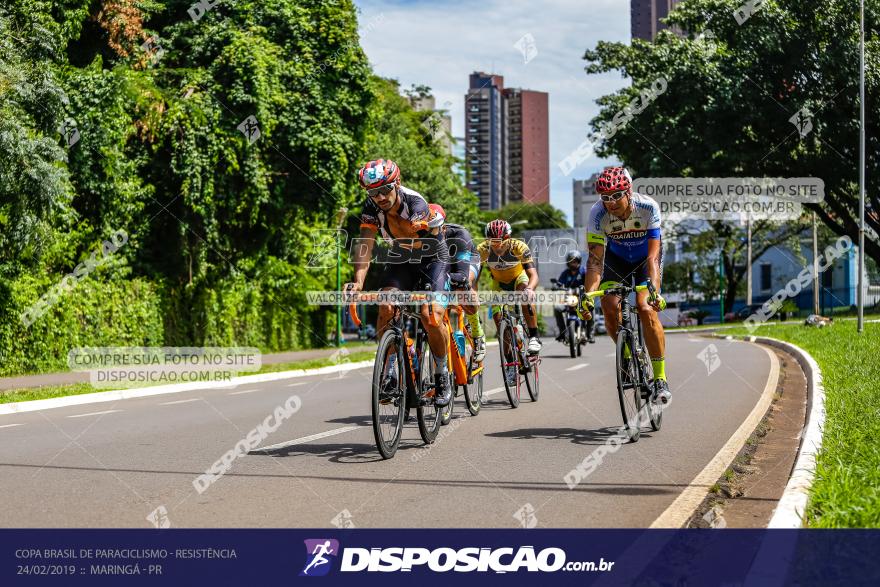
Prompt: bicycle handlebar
<box><xmin>584</xmin><ymin>279</ymin><xmax>657</xmax><ymax>300</ymax></box>
<box><xmin>345</xmin><ymin>291</ymin><xmax>438</xmax><ymax>330</ymax></box>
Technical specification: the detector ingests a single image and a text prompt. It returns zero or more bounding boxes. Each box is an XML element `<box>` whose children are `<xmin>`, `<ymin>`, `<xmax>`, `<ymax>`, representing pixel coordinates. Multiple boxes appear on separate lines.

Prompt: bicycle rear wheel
<box><xmin>524</xmin><ymin>354</ymin><xmax>539</xmax><ymax>401</ymax></box>
<box><xmin>616</xmin><ymin>330</ymin><xmax>643</xmax><ymax>442</ymax></box>
<box><xmin>498</xmin><ymin>318</ymin><xmax>520</xmax><ymax>408</ymax></box>
<box><xmin>639</xmin><ymin>348</ymin><xmax>662</xmax><ymax>431</ymax></box>
<box><xmin>372</xmin><ymin>330</ymin><xmax>406</xmax><ymax>459</ymax></box>
<box><xmin>463</xmin><ymin>344</ymin><xmax>482</xmax><ymax>416</ymax></box>
<box><xmin>416</xmin><ymin>336</ymin><xmax>442</xmax><ymax>443</ymax></box>
<box><xmin>440</xmin><ymin>390</ymin><xmax>454</xmax><ymax>426</ymax></box>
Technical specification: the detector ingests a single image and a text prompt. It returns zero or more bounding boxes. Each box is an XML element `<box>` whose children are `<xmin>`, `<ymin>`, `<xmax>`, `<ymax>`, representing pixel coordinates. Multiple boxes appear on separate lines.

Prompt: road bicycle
<box><xmin>495</xmin><ymin>297</ymin><xmax>539</xmax><ymax>408</ymax></box>
<box><xmin>583</xmin><ymin>278</ymin><xmax>663</xmax><ymax>442</ymax></box>
<box><xmin>348</xmin><ymin>292</ymin><xmax>443</xmax><ymax>459</ymax></box>
<box><xmin>439</xmin><ymin>303</ymin><xmax>485</xmax><ymax>425</ymax></box>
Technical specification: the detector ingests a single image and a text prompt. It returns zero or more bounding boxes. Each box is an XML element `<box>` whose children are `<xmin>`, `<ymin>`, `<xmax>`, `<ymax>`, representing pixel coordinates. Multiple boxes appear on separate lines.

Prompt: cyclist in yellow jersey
<box><xmin>477</xmin><ymin>220</ymin><xmax>542</xmax><ymax>375</ymax></box>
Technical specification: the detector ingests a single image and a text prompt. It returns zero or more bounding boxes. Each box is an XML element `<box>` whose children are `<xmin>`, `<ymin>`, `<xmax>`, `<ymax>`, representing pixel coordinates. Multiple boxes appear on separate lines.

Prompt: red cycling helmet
<box><xmin>427</xmin><ymin>203</ymin><xmax>445</xmax><ymax>228</ymax></box>
<box><xmin>595</xmin><ymin>166</ymin><xmax>632</xmax><ymax>195</ymax></box>
<box><xmin>485</xmin><ymin>219</ymin><xmax>512</xmax><ymax>239</ymax></box>
<box><xmin>358</xmin><ymin>159</ymin><xmax>400</xmax><ymax>189</ymax></box>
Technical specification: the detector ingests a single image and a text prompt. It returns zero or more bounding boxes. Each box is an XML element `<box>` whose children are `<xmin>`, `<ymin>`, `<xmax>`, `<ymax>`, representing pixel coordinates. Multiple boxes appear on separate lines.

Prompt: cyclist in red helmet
<box><xmin>429</xmin><ymin>204</ymin><xmax>486</xmax><ymax>362</ymax></box>
<box><xmin>346</xmin><ymin>159</ymin><xmax>454</xmax><ymax>406</ymax></box>
<box><xmin>577</xmin><ymin>166</ymin><xmax>671</xmax><ymax>403</ymax></box>
<box><xmin>476</xmin><ymin>220</ymin><xmax>541</xmax><ymax>384</ymax></box>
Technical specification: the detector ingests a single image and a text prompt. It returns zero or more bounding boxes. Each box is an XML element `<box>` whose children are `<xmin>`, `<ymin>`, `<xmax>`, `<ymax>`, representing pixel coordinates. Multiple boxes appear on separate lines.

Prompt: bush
<box><xmin>0</xmin><ymin>275</ymin><xmax>164</xmax><ymax>376</ymax></box>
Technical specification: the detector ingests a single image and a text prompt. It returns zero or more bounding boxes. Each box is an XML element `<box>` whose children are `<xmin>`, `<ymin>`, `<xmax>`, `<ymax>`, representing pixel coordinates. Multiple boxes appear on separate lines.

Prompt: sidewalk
<box><xmin>0</xmin><ymin>343</ymin><xmax>376</xmax><ymax>392</ymax></box>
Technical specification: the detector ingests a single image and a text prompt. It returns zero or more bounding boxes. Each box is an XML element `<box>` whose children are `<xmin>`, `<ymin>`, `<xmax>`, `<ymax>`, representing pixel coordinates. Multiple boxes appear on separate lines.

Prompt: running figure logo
<box><xmin>300</xmin><ymin>539</ymin><xmax>340</xmax><ymax>577</ymax></box>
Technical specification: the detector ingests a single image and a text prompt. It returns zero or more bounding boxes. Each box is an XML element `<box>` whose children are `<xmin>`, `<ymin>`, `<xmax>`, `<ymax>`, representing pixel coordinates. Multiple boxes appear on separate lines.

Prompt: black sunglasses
<box><xmin>367</xmin><ymin>184</ymin><xmax>395</xmax><ymax>199</ymax></box>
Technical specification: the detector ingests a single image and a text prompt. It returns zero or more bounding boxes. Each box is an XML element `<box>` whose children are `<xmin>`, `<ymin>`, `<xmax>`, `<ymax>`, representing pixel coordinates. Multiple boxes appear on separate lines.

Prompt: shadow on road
<box><xmin>0</xmin><ymin>462</ymin><xmax>683</xmax><ymax>495</ymax></box>
<box><xmin>486</xmin><ymin>426</ymin><xmax>624</xmax><ymax>446</ymax></box>
<box><xmin>325</xmin><ymin>415</ymin><xmax>372</xmax><ymax>426</ymax></box>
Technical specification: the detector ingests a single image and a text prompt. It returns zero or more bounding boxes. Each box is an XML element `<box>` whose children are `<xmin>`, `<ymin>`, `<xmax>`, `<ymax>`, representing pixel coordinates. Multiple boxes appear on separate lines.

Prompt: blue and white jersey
<box><xmin>586</xmin><ymin>193</ymin><xmax>661</xmax><ymax>263</ymax></box>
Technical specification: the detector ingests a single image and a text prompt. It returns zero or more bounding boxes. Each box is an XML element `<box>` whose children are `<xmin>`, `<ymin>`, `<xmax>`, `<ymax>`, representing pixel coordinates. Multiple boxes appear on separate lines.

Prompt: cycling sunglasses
<box><xmin>600</xmin><ymin>189</ymin><xmax>628</xmax><ymax>202</ymax></box>
<box><xmin>367</xmin><ymin>184</ymin><xmax>396</xmax><ymax>199</ymax></box>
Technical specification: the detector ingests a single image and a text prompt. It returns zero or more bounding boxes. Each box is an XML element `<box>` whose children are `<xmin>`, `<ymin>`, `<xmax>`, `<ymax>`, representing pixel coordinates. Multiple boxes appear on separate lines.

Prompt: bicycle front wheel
<box><xmin>616</xmin><ymin>331</ymin><xmax>643</xmax><ymax>442</ymax></box>
<box><xmin>416</xmin><ymin>337</ymin><xmax>442</xmax><ymax>444</ymax></box>
<box><xmin>372</xmin><ymin>330</ymin><xmax>406</xmax><ymax>459</ymax></box>
<box><xmin>498</xmin><ymin>319</ymin><xmax>520</xmax><ymax>408</ymax></box>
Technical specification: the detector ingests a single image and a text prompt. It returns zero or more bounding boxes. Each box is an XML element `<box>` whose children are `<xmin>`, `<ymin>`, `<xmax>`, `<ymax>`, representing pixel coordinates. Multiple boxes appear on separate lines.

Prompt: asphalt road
<box><xmin>0</xmin><ymin>335</ymin><xmax>773</xmax><ymax>528</ymax></box>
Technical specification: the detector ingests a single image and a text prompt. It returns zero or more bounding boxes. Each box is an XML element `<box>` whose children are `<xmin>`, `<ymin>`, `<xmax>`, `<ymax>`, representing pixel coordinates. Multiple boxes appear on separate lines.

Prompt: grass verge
<box><xmin>726</xmin><ymin>320</ymin><xmax>880</xmax><ymax>527</ymax></box>
<box><xmin>0</xmin><ymin>351</ymin><xmax>376</xmax><ymax>405</ymax></box>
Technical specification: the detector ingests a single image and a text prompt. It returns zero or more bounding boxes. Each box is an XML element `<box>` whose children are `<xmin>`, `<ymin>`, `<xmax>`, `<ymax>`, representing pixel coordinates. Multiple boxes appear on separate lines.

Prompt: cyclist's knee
<box><xmin>600</xmin><ymin>296</ymin><xmax>617</xmax><ymax>314</ymax></box>
<box><xmin>378</xmin><ymin>304</ymin><xmax>394</xmax><ymax>319</ymax></box>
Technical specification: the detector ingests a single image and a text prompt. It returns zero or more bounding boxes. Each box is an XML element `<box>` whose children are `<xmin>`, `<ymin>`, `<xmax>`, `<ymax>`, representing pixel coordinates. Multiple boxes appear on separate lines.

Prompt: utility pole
<box><xmin>813</xmin><ymin>213</ymin><xmax>820</xmax><ymax>315</ymax></box>
<box><xmin>858</xmin><ymin>0</ymin><xmax>866</xmax><ymax>332</ymax></box>
<box><xmin>335</xmin><ymin>207</ymin><xmax>348</xmax><ymax>347</ymax></box>
<box><xmin>746</xmin><ymin>216</ymin><xmax>753</xmax><ymax>306</ymax></box>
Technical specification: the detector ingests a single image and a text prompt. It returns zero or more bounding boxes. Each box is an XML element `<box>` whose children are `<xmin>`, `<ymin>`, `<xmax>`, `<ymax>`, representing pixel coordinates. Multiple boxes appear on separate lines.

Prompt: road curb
<box><xmin>733</xmin><ymin>335</ymin><xmax>825</xmax><ymax>528</ymax></box>
<box><xmin>0</xmin><ymin>360</ymin><xmax>374</xmax><ymax>416</ymax></box>
<box><xmin>649</xmin><ymin>343</ymin><xmax>780</xmax><ymax>528</ymax></box>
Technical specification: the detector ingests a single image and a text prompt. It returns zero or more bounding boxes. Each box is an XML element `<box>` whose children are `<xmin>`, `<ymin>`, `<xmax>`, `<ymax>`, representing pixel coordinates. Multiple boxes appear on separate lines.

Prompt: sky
<box><xmin>353</xmin><ymin>0</ymin><xmax>630</xmax><ymax>224</ymax></box>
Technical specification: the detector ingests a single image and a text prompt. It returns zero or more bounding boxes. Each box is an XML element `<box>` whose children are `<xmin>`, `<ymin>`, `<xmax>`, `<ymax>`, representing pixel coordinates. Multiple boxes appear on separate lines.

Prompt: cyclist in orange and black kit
<box><xmin>345</xmin><ymin>159</ymin><xmax>454</xmax><ymax>406</ymax></box>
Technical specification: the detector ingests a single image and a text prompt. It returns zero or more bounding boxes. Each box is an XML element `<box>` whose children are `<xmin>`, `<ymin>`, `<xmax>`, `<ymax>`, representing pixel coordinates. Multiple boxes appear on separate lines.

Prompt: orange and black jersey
<box><xmin>359</xmin><ymin>185</ymin><xmax>433</xmax><ymax>245</ymax></box>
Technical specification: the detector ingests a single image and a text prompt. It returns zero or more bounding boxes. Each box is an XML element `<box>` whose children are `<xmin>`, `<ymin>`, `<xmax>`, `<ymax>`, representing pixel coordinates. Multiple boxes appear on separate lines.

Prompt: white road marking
<box><xmin>66</xmin><ymin>410</ymin><xmax>121</xmax><ymax>419</ymax></box>
<box><xmin>228</xmin><ymin>389</ymin><xmax>261</xmax><ymax>396</ymax></box>
<box><xmin>159</xmin><ymin>398</ymin><xmax>202</xmax><ymax>405</ymax></box>
<box><xmin>0</xmin><ymin>423</ymin><xmax>24</xmax><ymax>429</ymax></box>
<box><xmin>565</xmin><ymin>363</ymin><xmax>590</xmax><ymax>371</ymax></box>
<box><xmin>605</xmin><ymin>352</ymin><xmax>616</xmax><ymax>357</ymax></box>
<box><xmin>482</xmin><ymin>386</ymin><xmax>505</xmax><ymax>396</ymax></box>
<box><xmin>286</xmin><ymin>382</ymin><xmax>308</xmax><ymax>387</ymax></box>
<box><xmin>251</xmin><ymin>426</ymin><xmax>360</xmax><ymax>453</ymax></box>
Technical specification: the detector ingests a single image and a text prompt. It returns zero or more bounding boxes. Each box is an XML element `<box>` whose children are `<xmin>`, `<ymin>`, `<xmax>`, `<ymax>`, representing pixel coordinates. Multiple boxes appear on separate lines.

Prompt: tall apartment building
<box><xmin>632</xmin><ymin>0</ymin><xmax>682</xmax><ymax>41</ymax></box>
<box><xmin>464</xmin><ymin>72</ymin><xmax>549</xmax><ymax>210</ymax></box>
<box><xmin>465</xmin><ymin>72</ymin><xmax>506</xmax><ymax>210</ymax></box>
<box><xmin>504</xmin><ymin>88</ymin><xmax>549</xmax><ymax>206</ymax></box>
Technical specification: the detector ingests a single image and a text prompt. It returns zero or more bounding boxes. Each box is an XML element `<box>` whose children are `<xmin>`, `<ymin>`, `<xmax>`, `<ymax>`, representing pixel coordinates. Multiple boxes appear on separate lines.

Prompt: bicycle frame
<box><xmin>585</xmin><ymin>279</ymin><xmax>657</xmax><ymax>391</ymax></box>
<box><xmin>349</xmin><ymin>294</ymin><xmax>429</xmax><ymax>398</ymax></box>
<box><xmin>444</xmin><ymin>305</ymin><xmax>484</xmax><ymax>386</ymax></box>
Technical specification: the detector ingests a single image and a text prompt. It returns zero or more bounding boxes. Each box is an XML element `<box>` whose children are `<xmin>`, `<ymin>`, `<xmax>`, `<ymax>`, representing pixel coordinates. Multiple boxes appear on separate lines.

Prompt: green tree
<box><xmin>491</xmin><ymin>202</ymin><xmax>570</xmax><ymax>235</ymax></box>
<box><xmin>0</xmin><ymin>11</ymin><xmax>74</xmax><ymax>278</ymax></box>
<box><xmin>583</xmin><ymin>0</ymin><xmax>879</xmax><ymax>277</ymax></box>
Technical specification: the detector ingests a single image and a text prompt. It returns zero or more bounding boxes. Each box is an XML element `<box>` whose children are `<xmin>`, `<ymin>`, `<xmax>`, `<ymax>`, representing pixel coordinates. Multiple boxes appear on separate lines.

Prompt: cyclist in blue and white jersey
<box><xmin>577</xmin><ymin>166</ymin><xmax>671</xmax><ymax>403</ymax></box>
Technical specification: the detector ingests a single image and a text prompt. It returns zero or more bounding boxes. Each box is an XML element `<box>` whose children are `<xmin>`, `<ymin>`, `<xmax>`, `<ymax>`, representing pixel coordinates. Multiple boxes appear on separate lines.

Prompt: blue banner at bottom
<box><xmin>2</xmin><ymin>529</ymin><xmax>878</xmax><ymax>586</ymax></box>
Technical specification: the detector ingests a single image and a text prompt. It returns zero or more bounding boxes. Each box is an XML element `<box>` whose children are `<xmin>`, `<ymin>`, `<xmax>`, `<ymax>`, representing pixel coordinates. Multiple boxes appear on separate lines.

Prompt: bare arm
<box><xmin>584</xmin><ymin>242</ymin><xmax>605</xmax><ymax>292</ymax></box>
<box><xmin>524</xmin><ymin>266</ymin><xmax>539</xmax><ymax>291</ymax></box>
<box><xmin>646</xmin><ymin>239</ymin><xmax>662</xmax><ymax>291</ymax></box>
<box><xmin>350</xmin><ymin>226</ymin><xmax>377</xmax><ymax>289</ymax></box>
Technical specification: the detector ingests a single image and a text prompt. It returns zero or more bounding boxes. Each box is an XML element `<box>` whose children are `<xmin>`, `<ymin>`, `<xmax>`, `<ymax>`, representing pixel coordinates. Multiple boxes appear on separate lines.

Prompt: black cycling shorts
<box><xmin>379</xmin><ymin>256</ymin><xmax>450</xmax><ymax>295</ymax></box>
<box><xmin>601</xmin><ymin>249</ymin><xmax>663</xmax><ymax>287</ymax></box>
